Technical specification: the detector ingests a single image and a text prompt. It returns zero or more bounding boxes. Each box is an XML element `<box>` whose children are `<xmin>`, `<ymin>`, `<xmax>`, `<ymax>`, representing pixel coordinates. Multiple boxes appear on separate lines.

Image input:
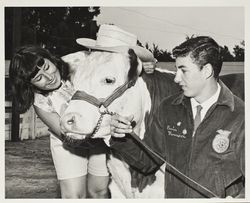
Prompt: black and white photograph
<box><xmin>2</xmin><ymin>0</ymin><xmax>249</xmax><ymax>201</ymax></box>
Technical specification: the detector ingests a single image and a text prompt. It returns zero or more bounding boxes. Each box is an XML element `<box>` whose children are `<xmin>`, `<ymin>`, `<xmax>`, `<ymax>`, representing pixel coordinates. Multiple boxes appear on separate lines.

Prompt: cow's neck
<box><xmin>132</xmin><ymin>77</ymin><xmax>152</xmax><ymax>139</ymax></box>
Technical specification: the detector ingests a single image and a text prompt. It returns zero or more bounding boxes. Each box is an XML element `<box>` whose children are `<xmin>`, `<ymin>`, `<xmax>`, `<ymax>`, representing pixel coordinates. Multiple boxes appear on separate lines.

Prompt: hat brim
<box><xmin>76</xmin><ymin>38</ymin><xmax>154</xmax><ymax>62</ymax></box>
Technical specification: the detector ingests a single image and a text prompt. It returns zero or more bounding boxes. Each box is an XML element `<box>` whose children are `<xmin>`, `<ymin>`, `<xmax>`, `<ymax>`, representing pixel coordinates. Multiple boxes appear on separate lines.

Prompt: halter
<box><xmin>70</xmin><ymin>75</ymin><xmax>138</xmax><ymax>138</ymax></box>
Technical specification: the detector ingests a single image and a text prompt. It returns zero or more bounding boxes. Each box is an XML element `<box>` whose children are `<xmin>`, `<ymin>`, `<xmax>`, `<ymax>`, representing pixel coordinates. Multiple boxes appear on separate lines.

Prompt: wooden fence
<box><xmin>5</xmin><ymin>101</ymin><xmax>49</xmax><ymax>141</ymax></box>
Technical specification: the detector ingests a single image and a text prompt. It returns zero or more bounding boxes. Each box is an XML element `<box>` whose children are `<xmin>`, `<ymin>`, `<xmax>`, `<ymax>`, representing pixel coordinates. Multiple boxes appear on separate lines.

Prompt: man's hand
<box><xmin>110</xmin><ymin>114</ymin><xmax>134</xmax><ymax>138</ymax></box>
<box><xmin>142</xmin><ymin>58</ymin><xmax>158</xmax><ymax>74</ymax></box>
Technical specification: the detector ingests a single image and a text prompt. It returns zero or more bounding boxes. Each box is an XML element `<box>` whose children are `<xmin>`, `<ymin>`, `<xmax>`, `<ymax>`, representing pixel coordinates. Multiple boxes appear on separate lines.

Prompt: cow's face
<box><xmin>60</xmin><ymin>50</ymin><xmax>144</xmax><ymax>137</ymax></box>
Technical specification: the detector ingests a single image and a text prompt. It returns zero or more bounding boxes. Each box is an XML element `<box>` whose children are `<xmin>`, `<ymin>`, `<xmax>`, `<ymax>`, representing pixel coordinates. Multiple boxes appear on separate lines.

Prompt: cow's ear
<box><xmin>136</xmin><ymin>58</ymin><xmax>143</xmax><ymax>75</ymax></box>
<box><xmin>128</xmin><ymin>49</ymin><xmax>142</xmax><ymax>80</ymax></box>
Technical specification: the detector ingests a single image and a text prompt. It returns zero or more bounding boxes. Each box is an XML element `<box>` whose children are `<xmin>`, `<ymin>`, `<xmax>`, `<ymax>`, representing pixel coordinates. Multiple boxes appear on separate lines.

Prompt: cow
<box><xmin>60</xmin><ymin>50</ymin><xmax>244</xmax><ymax>198</ymax></box>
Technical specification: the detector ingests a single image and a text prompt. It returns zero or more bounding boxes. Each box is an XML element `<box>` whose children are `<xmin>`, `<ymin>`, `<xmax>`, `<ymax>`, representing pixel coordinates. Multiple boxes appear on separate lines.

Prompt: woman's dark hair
<box><xmin>9</xmin><ymin>45</ymin><xmax>71</xmax><ymax>113</ymax></box>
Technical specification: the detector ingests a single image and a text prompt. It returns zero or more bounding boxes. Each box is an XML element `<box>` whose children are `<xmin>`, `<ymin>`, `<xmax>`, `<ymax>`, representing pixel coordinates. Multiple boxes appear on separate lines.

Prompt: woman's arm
<box><xmin>34</xmin><ymin>105</ymin><xmax>62</xmax><ymax>137</ymax></box>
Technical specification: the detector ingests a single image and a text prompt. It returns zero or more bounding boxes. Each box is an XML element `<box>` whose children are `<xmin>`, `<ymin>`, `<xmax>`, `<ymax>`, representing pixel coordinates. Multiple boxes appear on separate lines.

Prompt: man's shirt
<box><xmin>190</xmin><ymin>82</ymin><xmax>221</xmax><ymax>121</ymax></box>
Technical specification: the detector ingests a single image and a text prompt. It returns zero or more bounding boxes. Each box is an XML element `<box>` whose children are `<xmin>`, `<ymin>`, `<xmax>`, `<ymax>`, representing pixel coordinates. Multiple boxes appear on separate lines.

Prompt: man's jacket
<box><xmin>110</xmin><ymin>81</ymin><xmax>245</xmax><ymax>198</ymax></box>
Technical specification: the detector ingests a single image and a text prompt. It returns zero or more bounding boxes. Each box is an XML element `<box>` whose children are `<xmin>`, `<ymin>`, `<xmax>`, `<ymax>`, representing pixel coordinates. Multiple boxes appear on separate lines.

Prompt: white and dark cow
<box><xmin>60</xmin><ymin>49</ymin><xmax>179</xmax><ymax>198</ymax></box>
<box><xmin>60</xmin><ymin>50</ymin><xmax>244</xmax><ymax>198</ymax></box>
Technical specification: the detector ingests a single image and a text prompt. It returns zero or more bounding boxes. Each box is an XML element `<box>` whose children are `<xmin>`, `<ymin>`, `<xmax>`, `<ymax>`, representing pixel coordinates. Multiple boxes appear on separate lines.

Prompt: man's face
<box><xmin>174</xmin><ymin>54</ymin><xmax>207</xmax><ymax>101</ymax></box>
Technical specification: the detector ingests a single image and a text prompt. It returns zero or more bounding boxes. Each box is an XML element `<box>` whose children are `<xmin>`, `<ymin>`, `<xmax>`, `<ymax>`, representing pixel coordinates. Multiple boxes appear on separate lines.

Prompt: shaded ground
<box><xmin>5</xmin><ymin>136</ymin><xmax>60</xmax><ymax>198</ymax></box>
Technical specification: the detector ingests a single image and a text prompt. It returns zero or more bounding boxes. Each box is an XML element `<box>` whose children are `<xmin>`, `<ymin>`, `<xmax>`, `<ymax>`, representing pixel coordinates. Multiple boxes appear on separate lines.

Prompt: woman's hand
<box><xmin>142</xmin><ymin>58</ymin><xmax>158</xmax><ymax>74</ymax></box>
<box><xmin>110</xmin><ymin>114</ymin><xmax>134</xmax><ymax>138</ymax></box>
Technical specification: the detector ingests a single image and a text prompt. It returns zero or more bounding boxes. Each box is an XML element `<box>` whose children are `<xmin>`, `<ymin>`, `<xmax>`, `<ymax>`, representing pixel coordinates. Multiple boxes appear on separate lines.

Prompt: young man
<box><xmin>107</xmin><ymin>36</ymin><xmax>245</xmax><ymax>198</ymax></box>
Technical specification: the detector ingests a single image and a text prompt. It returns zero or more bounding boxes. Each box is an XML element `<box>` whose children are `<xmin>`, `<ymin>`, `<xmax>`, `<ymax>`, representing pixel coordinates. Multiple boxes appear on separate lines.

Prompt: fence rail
<box><xmin>5</xmin><ymin>101</ymin><xmax>49</xmax><ymax>140</ymax></box>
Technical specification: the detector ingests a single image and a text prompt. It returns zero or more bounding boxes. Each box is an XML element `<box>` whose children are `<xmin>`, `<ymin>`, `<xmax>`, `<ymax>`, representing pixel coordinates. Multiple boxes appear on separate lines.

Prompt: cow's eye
<box><xmin>104</xmin><ymin>77</ymin><xmax>116</xmax><ymax>84</ymax></box>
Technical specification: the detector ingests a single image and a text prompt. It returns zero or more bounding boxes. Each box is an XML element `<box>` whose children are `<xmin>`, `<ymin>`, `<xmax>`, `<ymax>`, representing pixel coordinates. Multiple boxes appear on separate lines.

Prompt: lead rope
<box><xmin>128</xmin><ymin>131</ymin><xmax>219</xmax><ymax>198</ymax></box>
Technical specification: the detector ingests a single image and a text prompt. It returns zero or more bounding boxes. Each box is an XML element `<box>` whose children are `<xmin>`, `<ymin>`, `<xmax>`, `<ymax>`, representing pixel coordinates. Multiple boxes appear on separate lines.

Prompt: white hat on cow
<box><xmin>76</xmin><ymin>24</ymin><xmax>154</xmax><ymax>62</ymax></box>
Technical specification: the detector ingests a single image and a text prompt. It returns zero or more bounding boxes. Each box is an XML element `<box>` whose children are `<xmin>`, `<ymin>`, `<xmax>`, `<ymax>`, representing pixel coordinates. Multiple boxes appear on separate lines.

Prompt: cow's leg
<box><xmin>109</xmin><ymin>179</ymin><xmax>127</xmax><ymax>198</ymax></box>
<box><xmin>107</xmin><ymin>155</ymin><xmax>134</xmax><ymax>198</ymax></box>
<box><xmin>133</xmin><ymin>166</ymin><xmax>165</xmax><ymax>198</ymax></box>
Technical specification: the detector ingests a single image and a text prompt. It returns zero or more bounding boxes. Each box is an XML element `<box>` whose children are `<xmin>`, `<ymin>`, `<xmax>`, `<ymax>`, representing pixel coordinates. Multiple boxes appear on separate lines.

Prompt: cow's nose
<box><xmin>61</xmin><ymin>113</ymin><xmax>78</xmax><ymax>131</ymax></box>
<box><xmin>66</xmin><ymin>115</ymin><xmax>75</xmax><ymax>125</ymax></box>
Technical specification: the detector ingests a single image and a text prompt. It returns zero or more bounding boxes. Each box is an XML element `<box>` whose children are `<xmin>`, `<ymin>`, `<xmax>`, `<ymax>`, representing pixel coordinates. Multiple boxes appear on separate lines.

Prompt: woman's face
<box><xmin>30</xmin><ymin>58</ymin><xmax>61</xmax><ymax>91</ymax></box>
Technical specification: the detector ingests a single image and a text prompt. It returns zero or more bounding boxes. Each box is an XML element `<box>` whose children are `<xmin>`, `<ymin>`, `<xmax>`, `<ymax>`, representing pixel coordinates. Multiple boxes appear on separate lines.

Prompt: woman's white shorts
<box><xmin>50</xmin><ymin>134</ymin><xmax>109</xmax><ymax>180</ymax></box>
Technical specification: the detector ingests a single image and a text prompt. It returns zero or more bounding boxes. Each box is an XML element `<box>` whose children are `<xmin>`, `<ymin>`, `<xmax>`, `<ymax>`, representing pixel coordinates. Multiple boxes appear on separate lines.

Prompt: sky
<box><xmin>96</xmin><ymin>7</ymin><xmax>244</xmax><ymax>53</ymax></box>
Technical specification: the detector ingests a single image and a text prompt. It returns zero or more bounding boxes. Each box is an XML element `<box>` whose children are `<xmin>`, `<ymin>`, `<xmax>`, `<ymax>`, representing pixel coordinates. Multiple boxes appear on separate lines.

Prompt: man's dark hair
<box><xmin>172</xmin><ymin>36</ymin><xmax>223</xmax><ymax>79</ymax></box>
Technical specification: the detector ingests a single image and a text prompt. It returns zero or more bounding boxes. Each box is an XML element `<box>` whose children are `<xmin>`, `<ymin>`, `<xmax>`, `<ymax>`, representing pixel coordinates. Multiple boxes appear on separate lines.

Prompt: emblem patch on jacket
<box><xmin>212</xmin><ymin>129</ymin><xmax>231</xmax><ymax>153</ymax></box>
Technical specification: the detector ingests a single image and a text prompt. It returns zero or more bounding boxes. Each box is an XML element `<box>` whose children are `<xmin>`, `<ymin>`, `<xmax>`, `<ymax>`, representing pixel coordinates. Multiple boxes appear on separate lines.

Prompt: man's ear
<box><xmin>203</xmin><ymin>63</ymin><xmax>214</xmax><ymax>79</ymax></box>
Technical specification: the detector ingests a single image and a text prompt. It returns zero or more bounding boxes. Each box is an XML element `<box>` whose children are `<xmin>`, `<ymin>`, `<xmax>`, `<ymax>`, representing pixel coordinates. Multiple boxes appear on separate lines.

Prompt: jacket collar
<box><xmin>172</xmin><ymin>80</ymin><xmax>235</xmax><ymax>112</ymax></box>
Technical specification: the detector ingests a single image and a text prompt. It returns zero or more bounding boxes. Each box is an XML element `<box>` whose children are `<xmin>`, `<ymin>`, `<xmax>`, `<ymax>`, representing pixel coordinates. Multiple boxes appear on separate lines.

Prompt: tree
<box><xmin>151</xmin><ymin>43</ymin><xmax>161</xmax><ymax>59</ymax></box>
<box><xmin>220</xmin><ymin>46</ymin><xmax>234</xmax><ymax>62</ymax></box>
<box><xmin>233</xmin><ymin>41</ymin><xmax>244</xmax><ymax>61</ymax></box>
<box><xmin>5</xmin><ymin>7</ymin><xmax>100</xmax><ymax>57</ymax></box>
<box><xmin>157</xmin><ymin>50</ymin><xmax>174</xmax><ymax>62</ymax></box>
<box><xmin>137</xmin><ymin>41</ymin><xmax>174</xmax><ymax>62</ymax></box>
<box><xmin>150</xmin><ymin>43</ymin><xmax>174</xmax><ymax>62</ymax></box>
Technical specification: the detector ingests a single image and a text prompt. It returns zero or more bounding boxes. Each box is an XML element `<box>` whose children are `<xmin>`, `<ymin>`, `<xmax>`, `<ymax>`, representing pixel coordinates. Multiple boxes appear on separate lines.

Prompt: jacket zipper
<box><xmin>186</xmin><ymin>104</ymin><xmax>218</xmax><ymax>197</ymax></box>
<box><xmin>186</xmin><ymin>108</ymin><xmax>195</xmax><ymax>197</ymax></box>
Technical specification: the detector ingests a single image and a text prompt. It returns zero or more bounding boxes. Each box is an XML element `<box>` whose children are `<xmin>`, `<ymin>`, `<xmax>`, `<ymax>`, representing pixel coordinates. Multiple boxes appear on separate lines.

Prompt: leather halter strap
<box><xmin>71</xmin><ymin>76</ymin><xmax>138</xmax><ymax>108</ymax></box>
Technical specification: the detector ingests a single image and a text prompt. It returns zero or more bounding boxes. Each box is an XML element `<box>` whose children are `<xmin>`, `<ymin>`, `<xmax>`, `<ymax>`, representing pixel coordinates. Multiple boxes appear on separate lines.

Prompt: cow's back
<box><xmin>141</xmin><ymin>70</ymin><xmax>181</xmax><ymax>127</ymax></box>
<box><xmin>220</xmin><ymin>73</ymin><xmax>244</xmax><ymax>101</ymax></box>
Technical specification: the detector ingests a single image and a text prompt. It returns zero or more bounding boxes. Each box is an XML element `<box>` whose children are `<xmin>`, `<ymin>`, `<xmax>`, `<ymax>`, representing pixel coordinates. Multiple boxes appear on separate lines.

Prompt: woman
<box><xmin>9</xmin><ymin>45</ymin><xmax>157</xmax><ymax>198</ymax></box>
<box><xmin>9</xmin><ymin>45</ymin><xmax>110</xmax><ymax>198</ymax></box>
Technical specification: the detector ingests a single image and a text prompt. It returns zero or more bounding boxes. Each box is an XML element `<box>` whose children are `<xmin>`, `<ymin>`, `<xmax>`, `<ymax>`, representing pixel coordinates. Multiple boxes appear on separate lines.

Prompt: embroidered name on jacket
<box><xmin>167</xmin><ymin>123</ymin><xmax>187</xmax><ymax>139</ymax></box>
